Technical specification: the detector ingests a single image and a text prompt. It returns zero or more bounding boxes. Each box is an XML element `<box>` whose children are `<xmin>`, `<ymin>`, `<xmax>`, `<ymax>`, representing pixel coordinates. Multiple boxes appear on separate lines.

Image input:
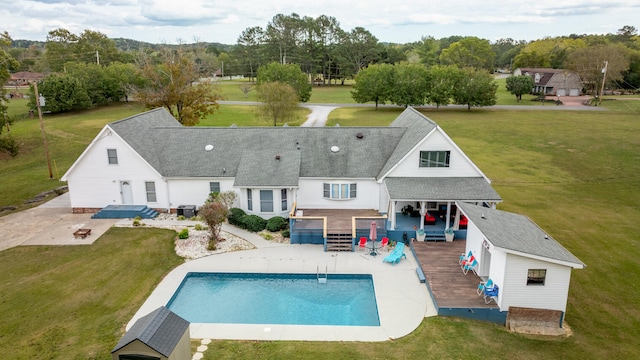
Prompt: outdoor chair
<box><xmin>358</xmin><ymin>237</ymin><xmax>367</xmax><ymax>252</ymax></box>
<box><xmin>477</xmin><ymin>278</ymin><xmax>494</xmax><ymax>296</ymax></box>
<box><xmin>460</xmin><ymin>254</ymin><xmax>475</xmax><ymax>270</ymax></box>
<box><xmin>380</xmin><ymin>237</ymin><xmax>389</xmax><ymax>251</ymax></box>
<box><xmin>459</xmin><ymin>250</ymin><xmax>472</xmax><ymax>265</ymax></box>
<box><xmin>383</xmin><ymin>242</ymin><xmax>407</xmax><ymax>265</ymax></box>
<box><xmin>462</xmin><ymin>259</ymin><xmax>477</xmax><ymax>275</ymax></box>
<box><xmin>483</xmin><ymin>284</ymin><xmax>499</xmax><ymax>304</ymax></box>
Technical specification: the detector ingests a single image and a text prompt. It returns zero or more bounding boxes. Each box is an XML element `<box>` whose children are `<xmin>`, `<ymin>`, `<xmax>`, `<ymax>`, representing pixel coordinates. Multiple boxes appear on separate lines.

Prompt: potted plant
<box><xmin>401</xmin><ymin>204</ymin><xmax>414</xmax><ymax>216</ymax></box>
<box><xmin>415</xmin><ymin>226</ymin><xmax>426</xmax><ymax>242</ymax></box>
<box><xmin>444</xmin><ymin>227</ymin><xmax>454</xmax><ymax>242</ymax></box>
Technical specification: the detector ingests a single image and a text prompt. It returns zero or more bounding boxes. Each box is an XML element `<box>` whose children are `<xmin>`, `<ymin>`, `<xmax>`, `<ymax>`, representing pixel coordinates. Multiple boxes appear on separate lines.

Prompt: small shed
<box><xmin>111</xmin><ymin>306</ymin><xmax>191</xmax><ymax>360</ymax></box>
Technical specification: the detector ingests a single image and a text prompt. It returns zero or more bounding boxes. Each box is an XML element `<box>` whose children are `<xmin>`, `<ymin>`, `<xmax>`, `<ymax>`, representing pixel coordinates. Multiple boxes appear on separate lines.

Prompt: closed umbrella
<box><xmin>369</xmin><ymin>221</ymin><xmax>377</xmax><ymax>241</ymax></box>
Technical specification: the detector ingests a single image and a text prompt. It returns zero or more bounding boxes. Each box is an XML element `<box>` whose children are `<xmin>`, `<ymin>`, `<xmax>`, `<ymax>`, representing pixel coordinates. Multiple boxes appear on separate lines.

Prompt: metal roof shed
<box><xmin>111</xmin><ymin>306</ymin><xmax>191</xmax><ymax>360</ymax></box>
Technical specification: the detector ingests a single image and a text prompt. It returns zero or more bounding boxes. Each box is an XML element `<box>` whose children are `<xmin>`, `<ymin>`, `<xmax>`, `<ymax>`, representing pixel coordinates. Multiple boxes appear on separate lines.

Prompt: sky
<box><xmin>3</xmin><ymin>0</ymin><xmax>639</xmax><ymax>45</ymax></box>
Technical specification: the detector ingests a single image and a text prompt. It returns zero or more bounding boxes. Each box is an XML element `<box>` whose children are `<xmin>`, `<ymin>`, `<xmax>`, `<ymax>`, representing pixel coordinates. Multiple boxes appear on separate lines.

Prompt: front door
<box><xmin>480</xmin><ymin>245</ymin><xmax>492</xmax><ymax>277</ymax></box>
<box><xmin>120</xmin><ymin>180</ymin><xmax>133</xmax><ymax>205</ymax></box>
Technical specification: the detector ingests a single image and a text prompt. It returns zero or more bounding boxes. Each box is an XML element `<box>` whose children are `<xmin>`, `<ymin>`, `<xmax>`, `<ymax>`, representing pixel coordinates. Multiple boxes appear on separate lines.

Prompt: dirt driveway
<box><xmin>0</xmin><ymin>193</ymin><xmax>117</xmax><ymax>252</ymax></box>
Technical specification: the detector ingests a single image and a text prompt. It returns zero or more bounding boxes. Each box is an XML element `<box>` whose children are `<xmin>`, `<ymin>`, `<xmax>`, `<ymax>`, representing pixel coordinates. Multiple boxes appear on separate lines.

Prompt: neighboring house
<box><xmin>513</xmin><ymin>68</ymin><xmax>582</xmax><ymax>96</ymax></box>
<box><xmin>61</xmin><ymin>107</ymin><xmax>502</xmax><ymax>230</ymax></box>
<box><xmin>7</xmin><ymin>71</ymin><xmax>45</xmax><ymax>86</ymax></box>
<box><xmin>458</xmin><ymin>202</ymin><xmax>584</xmax><ymax>328</ymax></box>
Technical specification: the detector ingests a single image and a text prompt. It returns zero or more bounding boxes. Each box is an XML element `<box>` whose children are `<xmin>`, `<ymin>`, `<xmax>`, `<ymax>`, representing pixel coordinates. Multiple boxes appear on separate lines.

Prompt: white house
<box><xmin>61</xmin><ymin>107</ymin><xmax>502</xmax><ymax>229</ymax></box>
<box><xmin>457</xmin><ymin>202</ymin><xmax>584</xmax><ymax>327</ymax></box>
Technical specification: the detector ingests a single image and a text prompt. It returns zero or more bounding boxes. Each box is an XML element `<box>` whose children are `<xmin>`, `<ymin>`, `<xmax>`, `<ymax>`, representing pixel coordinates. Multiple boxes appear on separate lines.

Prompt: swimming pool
<box><xmin>166</xmin><ymin>272</ymin><xmax>380</xmax><ymax>326</ymax></box>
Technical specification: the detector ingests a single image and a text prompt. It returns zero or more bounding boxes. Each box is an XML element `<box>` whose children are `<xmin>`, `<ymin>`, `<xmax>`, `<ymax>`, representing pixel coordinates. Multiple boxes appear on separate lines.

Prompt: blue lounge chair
<box><xmin>483</xmin><ymin>284</ymin><xmax>499</xmax><ymax>304</ymax></box>
<box><xmin>383</xmin><ymin>242</ymin><xmax>407</xmax><ymax>265</ymax></box>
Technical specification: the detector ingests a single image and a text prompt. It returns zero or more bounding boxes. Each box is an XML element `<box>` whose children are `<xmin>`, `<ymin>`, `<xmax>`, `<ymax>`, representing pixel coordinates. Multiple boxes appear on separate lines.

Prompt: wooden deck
<box><xmin>296</xmin><ymin>209</ymin><xmax>382</xmax><ymax>232</ymax></box>
<box><xmin>413</xmin><ymin>240</ymin><xmax>498</xmax><ymax>309</ymax></box>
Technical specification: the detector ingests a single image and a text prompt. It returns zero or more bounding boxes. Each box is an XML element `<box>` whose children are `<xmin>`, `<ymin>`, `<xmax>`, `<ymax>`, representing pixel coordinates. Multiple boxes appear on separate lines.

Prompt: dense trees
<box><xmin>452</xmin><ymin>68</ymin><xmax>498</xmax><ymax>110</ymax></box>
<box><xmin>351</xmin><ymin>63</ymin><xmax>394</xmax><ymax>109</ymax></box>
<box><xmin>1</xmin><ymin>31</ymin><xmax>19</xmax><ymax>156</ymax></box>
<box><xmin>439</xmin><ymin>37</ymin><xmax>495</xmax><ymax>70</ymax></box>
<box><xmin>133</xmin><ymin>49</ymin><xmax>223</xmax><ymax>126</ymax></box>
<box><xmin>257</xmin><ymin>62</ymin><xmax>311</xmax><ymax>102</ymax></box>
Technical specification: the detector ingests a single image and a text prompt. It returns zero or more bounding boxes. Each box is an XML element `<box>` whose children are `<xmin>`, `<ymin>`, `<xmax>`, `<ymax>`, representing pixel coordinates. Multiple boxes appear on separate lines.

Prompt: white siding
<box><xmin>388</xmin><ymin>130</ymin><xmax>482</xmax><ymax>178</ymax></box>
<box><xmin>65</xmin><ymin>131</ymin><xmax>163</xmax><ymax>208</ymax></box>
<box><xmin>296</xmin><ymin>179</ymin><xmax>381</xmax><ymax>210</ymax></box>
<box><xmin>167</xmin><ymin>179</ymin><xmax>236</xmax><ymax>209</ymax></box>
<box><xmin>238</xmin><ymin>187</ymin><xmax>291</xmax><ymax>219</ymax></box>
<box><xmin>501</xmin><ymin>254</ymin><xmax>572</xmax><ymax>312</ymax></box>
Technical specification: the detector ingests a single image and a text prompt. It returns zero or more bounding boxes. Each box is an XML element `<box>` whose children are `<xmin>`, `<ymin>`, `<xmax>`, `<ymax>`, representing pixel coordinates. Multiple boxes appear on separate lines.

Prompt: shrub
<box><xmin>266</xmin><ymin>216</ymin><xmax>288</xmax><ymax>232</ymax></box>
<box><xmin>241</xmin><ymin>214</ymin><xmax>267</xmax><ymax>232</ymax></box>
<box><xmin>228</xmin><ymin>207</ymin><xmax>246</xmax><ymax>226</ymax></box>
<box><xmin>194</xmin><ymin>223</ymin><xmax>206</xmax><ymax>231</ymax></box>
<box><xmin>177</xmin><ymin>215</ymin><xmax>185</xmax><ymax>220</ymax></box>
<box><xmin>132</xmin><ymin>216</ymin><xmax>142</xmax><ymax>227</ymax></box>
<box><xmin>178</xmin><ymin>228</ymin><xmax>189</xmax><ymax>239</ymax></box>
<box><xmin>282</xmin><ymin>229</ymin><xmax>290</xmax><ymax>238</ymax></box>
<box><xmin>261</xmin><ymin>232</ymin><xmax>273</xmax><ymax>240</ymax></box>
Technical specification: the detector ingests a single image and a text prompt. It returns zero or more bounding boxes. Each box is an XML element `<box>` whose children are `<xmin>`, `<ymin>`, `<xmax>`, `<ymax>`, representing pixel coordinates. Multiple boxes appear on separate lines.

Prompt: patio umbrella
<box><xmin>369</xmin><ymin>221</ymin><xmax>377</xmax><ymax>241</ymax></box>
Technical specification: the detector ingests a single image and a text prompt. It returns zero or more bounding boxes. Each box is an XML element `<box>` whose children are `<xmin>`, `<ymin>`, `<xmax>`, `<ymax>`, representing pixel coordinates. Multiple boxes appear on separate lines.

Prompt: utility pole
<box><xmin>96</xmin><ymin>50</ymin><xmax>100</xmax><ymax>65</ymax></box>
<box><xmin>598</xmin><ymin>60</ymin><xmax>608</xmax><ymax>106</ymax></box>
<box><xmin>33</xmin><ymin>81</ymin><xmax>53</xmax><ymax>179</ymax></box>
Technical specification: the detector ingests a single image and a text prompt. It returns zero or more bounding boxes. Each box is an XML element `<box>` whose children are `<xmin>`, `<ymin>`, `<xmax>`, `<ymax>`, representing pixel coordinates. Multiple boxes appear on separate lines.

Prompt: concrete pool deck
<box><xmin>129</xmin><ymin>238</ymin><xmax>437</xmax><ymax>342</ymax></box>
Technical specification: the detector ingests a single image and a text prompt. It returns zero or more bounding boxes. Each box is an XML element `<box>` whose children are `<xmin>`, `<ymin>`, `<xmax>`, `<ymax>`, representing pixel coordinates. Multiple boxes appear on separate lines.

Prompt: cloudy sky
<box><xmin>3</xmin><ymin>0</ymin><xmax>639</xmax><ymax>44</ymax></box>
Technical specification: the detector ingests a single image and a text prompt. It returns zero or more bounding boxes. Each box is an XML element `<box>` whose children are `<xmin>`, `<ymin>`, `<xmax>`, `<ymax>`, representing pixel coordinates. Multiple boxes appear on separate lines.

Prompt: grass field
<box><xmin>1</xmin><ymin>94</ymin><xmax>639</xmax><ymax>358</ymax></box>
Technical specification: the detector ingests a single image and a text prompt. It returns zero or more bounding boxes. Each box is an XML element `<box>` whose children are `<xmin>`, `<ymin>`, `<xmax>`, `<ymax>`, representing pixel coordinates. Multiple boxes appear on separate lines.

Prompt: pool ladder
<box><xmin>317</xmin><ymin>264</ymin><xmax>328</xmax><ymax>284</ymax></box>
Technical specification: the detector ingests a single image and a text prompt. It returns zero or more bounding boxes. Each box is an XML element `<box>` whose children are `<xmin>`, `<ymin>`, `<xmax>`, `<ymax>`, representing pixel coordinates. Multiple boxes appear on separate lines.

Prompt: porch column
<box><xmin>419</xmin><ymin>201</ymin><xmax>426</xmax><ymax>230</ymax></box>
<box><xmin>453</xmin><ymin>204</ymin><xmax>460</xmax><ymax>230</ymax></box>
<box><xmin>445</xmin><ymin>201</ymin><xmax>452</xmax><ymax>229</ymax></box>
<box><xmin>390</xmin><ymin>201</ymin><xmax>397</xmax><ymax>230</ymax></box>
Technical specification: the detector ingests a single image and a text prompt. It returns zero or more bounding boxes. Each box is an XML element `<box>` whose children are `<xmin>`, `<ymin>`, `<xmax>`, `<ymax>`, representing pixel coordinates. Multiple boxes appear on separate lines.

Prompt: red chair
<box><xmin>459</xmin><ymin>215</ymin><xmax>468</xmax><ymax>229</ymax></box>
<box><xmin>358</xmin><ymin>237</ymin><xmax>367</xmax><ymax>252</ymax></box>
<box><xmin>380</xmin><ymin>237</ymin><xmax>389</xmax><ymax>251</ymax></box>
<box><xmin>425</xmin><ymin>212</ymin><xmax>436</xmax><ymax>225</ymax></box>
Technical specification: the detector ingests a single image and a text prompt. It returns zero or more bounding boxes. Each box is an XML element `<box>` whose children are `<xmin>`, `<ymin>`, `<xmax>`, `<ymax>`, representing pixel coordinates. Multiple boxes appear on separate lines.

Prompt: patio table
<box><xmin>367</xmin><ymin>241</ymin><xmax>380</xmax><ymax>256</ymax></box>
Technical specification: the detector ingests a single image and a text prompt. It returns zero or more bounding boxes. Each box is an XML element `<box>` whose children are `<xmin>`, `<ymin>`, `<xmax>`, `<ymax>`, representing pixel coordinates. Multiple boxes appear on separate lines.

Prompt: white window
<box><xmin>260</xmin><ymin>190</ymin><xmax>273</xmax><ymax>212</ymax></box>
<box><xmin>527</xmin><ymin>269</ymin><xmax>546</xmax><ymax>285</ymax></box>
<box><xmin>323</xmin><ymin>183</ymin><xmax>357</xmax><ymax>200</ymax></box>
<box><xmin>419</xmin><ymin>151</ymin><xmax>450</xmax><ymax>168</ymax></box>
<box><xmin>247</xmin><ymin>189</ymin><xmax>253</xmax><ymax>211</ymax></box>
<box><xmin>145</xmin><ymin>181</ymin><xmax>156</xmax><ymax>202</ymax></box>
<box><xmin>209</xmin><ymin>182</ymin><xmax>220</xmax><ymax>195</ymax></box>
<box><xmin>281</xmin><ymin>189</ymin><xmax>287</xmax><ymax>211</ymax></box>
<box><xmin>107</xmin><ymin>148</ymin><xmax>118</xmax><ymax>164</ymax></box>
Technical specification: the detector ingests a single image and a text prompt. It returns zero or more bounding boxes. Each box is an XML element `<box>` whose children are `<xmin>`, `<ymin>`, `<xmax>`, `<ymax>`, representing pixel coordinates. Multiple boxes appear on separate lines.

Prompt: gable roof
<box><xmin>458</xmin><ymin>202</ymin><xmax>584</xmax><ymax>268</ymax></box>
<box><xmin>234</xmin><ymin>150</ymin><xmax>301</xmax><ymax>187</ymax></box>
<box><xmin>514</xmin><ymin>68</ymin><xmax>579</xmax><ymax>87</ymax></box>
<box><xmin>111</xmin><ymin>306</ymin><xmax>189</xmax><ymax>357</ymax></box>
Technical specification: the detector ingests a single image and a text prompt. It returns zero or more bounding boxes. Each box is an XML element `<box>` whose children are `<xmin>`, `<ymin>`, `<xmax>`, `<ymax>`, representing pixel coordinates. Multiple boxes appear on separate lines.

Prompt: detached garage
<box><xmin>111</xmin><ymin>306</ymin><xmax>191</xmax><ymax>360</ymax></box>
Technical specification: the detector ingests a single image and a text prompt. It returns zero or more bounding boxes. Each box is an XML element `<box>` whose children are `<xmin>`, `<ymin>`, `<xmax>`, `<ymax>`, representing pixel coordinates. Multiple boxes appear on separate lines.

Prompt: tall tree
<box><xmin>265</xmin><ymin>13</ymin><xmax>304</xmax><ymax>64</ymax></box>
<box><xmin>134</xmin><ymin>49</ymin><xmax>223</xmax><ymax>126</ymax></box>
<box><xmin>334</xmin><ymin>27</ymin><xmax>379</xmax><ymax>78</ymax></box>
<box><xmin>1</xmin><ymin>31</ymin><xmax>19</xmax><ymax>156</ymax></box>
<box><xmin>29</xmin><ymin>74</ymin><xmax>92</xmax><ymax>113</ymax></box>
<box><xmin>426</xmin><ymin>65</ymin><xmax>461</xmax><ymax>109</ymax></box>
<box><xmin>439</xmin><ymin>37</ymin><xmax>495</xmax><ymax>70</ymax></box>
<box><xmin>390</xmin><ymin>62</ymin><xmax>429</xmax><ymax>107</ymax></box>
<box><xmin>565</xmin><ymin>44</ymin><xmax>630</xmax><ymax>96</ymax></box>
<box><xmin>256</xmin><ymin>82</ymin><xmax>299</xmax><ymax>126</ymax></box>
<box><xmin>44</xmin><ymin>28</ymin><xmax>118</xmax><ymax>71</ymax></box>
<box><xmin>257</xmin><ymin>62</ymin><xmax>311</xmax><ymax>102</ymax></box>
<box><xmin>415</xmin><ymin>36</ymin><xmax>440</xmax><ymax>66</ymax></box>
<box><xmin>452</xmin><ymin>68</ymin><xmax>498</xmax><ymax>110</ymax></box>
<box><xmin>505</xmin><ymin>75</ymin><xmax>535</xmax><ymax>101</ymax></box>
<box><xmin>351</xmin><ymin>63</ymin><xmax>395</xmax><ymax>109</ymax></box>
<box><xmin>235</xmin><ymin>26</ymin><xmax>266</xmax><ymax>82</ymax></box>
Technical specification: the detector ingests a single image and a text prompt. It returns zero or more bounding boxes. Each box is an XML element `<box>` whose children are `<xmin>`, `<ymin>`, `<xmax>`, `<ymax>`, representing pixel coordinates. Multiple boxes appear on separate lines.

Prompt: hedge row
<box><xmin>227</xmin><ymin>208</ymin><xmax>288</xmax><ymax>233</ymax></box>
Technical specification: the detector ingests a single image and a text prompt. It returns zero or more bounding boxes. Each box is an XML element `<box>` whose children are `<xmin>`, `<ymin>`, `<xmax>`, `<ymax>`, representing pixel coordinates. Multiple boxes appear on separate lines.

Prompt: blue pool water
<box><xmin>166</xmin><ymin>272</ymin><xmax>380</xmax><ymax>326</ymax></box>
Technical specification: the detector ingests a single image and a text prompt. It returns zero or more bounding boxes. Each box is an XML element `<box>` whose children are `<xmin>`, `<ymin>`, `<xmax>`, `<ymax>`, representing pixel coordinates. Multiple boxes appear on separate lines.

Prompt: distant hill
<box><xmin>12</xmin><ymin>37</ymin><xmax>233</xmax><ymax>52</ymax></box>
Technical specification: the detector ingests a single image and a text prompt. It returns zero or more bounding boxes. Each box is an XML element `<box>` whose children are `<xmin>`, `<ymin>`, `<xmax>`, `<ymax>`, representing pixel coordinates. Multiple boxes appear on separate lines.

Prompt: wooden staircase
<box><xmin>325</xmin><ymin>233</ymin><xmax>353</xmax><ymax>252</ymax></box>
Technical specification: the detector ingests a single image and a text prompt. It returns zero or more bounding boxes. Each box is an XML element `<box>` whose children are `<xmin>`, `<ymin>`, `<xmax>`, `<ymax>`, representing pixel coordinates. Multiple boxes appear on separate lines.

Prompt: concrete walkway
<box><xmin>300</xmin><ymin>105</ymin><xmax>338</xmax><ymax>127</ymax></box>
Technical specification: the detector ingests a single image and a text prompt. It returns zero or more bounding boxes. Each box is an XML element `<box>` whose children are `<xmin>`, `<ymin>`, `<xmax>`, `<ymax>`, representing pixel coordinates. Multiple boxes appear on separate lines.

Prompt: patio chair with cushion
<box><xmin>483</xmin><ymin>284</ymin><xmax>499</xmax><ymax>304</ymax></box>
<box><xmin>380</xmin><ymin>237</ymin><xmax>389</xmax><ymax>251</ymax></box>
<box><xmin>459</xmin><ymin>250</ymin><xmax>472</xmax><ymax>265</ymax></box>
<box><xmin>477</xmin><ymin>278</ymin><xmax>494</xmax><ymax>296</ymax></box>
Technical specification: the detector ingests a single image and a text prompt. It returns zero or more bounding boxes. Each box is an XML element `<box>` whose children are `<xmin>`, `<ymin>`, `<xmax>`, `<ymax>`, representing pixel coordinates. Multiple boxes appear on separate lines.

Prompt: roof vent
<box><xmin>275</xmin><ymin>155</ymin><xmax>281</xmax><ymax>160</ymax></box>
<box><xmin>204</xmin><ymin>144</ymin><xmax>214</xmax><ymax>151</ymax></box>
<box><xmin>481</xmin><ymin>214</ymin><xmax>486</xmax><ymax>219</ymax></box>
<box><xmin>330</xmin><ymin>146</ymin><xmax>340</xmax><ymax>153</ymax></box>
<box><xmin>356</xmin><ymin>132</ymin><xmax>364</xmax><ymax>139</ymax></box>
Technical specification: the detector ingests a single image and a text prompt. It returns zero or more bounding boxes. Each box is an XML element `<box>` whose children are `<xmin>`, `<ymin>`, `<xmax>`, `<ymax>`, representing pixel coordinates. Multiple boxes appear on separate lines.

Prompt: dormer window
<box><xmin>534</xmin><ymin>73</ymin><xmax>541</xmax><ymax>83</ymax></box>
<box><xmin>419</xmin><ymin>151</ymin><xmax>450</xmax><ymax>168</ymax></box>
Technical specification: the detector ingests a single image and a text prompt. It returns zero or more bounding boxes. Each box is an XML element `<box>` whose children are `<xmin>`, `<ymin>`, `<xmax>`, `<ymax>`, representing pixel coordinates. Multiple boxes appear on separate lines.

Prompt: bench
<box><xmin>415</xmin><ymin>267</ymin><xmax>426</xmax><ymax>283</ymax></box>
<box><xmin>73</xmin><ymin>228</ymin><xmax>91</xmax><ymax>239</ymax></box>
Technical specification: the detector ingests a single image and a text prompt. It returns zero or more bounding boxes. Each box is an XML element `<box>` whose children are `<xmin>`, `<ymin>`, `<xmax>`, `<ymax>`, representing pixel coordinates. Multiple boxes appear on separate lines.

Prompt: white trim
<box><xmin>492</xmin><ymin>246</ymin><xmax>584</xmax><ymax>269</ymax></box>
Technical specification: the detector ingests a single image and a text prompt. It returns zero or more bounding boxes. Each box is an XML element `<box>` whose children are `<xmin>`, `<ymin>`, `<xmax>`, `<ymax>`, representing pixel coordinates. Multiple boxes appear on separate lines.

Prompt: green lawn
<box><xmin>0</xmin><ymin>227</ymin><xmax>183</xmax><ymax>359</ymax></box>
<box><xmin>1</xmin><ymin>98</ymin><xmax>639</xmax><ymax>358</ymax></box>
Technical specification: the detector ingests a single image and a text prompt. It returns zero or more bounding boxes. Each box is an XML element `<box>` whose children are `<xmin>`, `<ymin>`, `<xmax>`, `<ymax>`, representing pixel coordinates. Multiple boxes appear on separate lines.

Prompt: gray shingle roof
<box><xmin>111</xmin><ymin>306</ymin><xmax>189</xmax><ymax>357</ymax></box>
<box><xmin>458</xmin><ymin>202</ymin><xmax>584</xmax><ymax>268</ymax></box>
<box><xmin>385</xmin><ymin>177</ymin><xmax>502</xmax><ymax>201</ymax></box>
<box><xmin>234</xmin><ymin>150</ymin><xmax>301</xmax><ymax>187</ymax></box>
